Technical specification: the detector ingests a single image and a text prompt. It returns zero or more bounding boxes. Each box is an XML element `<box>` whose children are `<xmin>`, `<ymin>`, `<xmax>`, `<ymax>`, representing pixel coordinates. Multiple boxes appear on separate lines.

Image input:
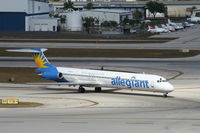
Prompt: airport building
<box><xmin>51</xmin><ymin>0</ymin><xmax>200</xmax><ymax>18</ymax></box>
<box><xmin>0</xmin><ymin>0</ymin><xmax>58</xmax><ymax>31</ymax></box>
<box><xmin>191</xmin><ymin>8</ymin><xmax>200</xmax><ymax>17</ymax></box>
<box><xmin>59</xmin><ymin>11</ymin><xmax>83</xmax><ymax>31</ymax></box>
<box><xmin>69</xmin><ymin>0</ymin><xmax>181</xmax><ymax>1</ymax></box>
<box><xmin>81</xmin><ymin>9</ymin><xmax>132</xmax><ymax>24</ymax></box>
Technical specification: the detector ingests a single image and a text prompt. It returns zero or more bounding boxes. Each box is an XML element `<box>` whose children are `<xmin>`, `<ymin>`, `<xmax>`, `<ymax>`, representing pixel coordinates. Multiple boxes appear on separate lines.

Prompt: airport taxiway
<box><xmin>0</xmin><ymin>77</ymin><xmax>200</xmax><ymax>133</ymax></box>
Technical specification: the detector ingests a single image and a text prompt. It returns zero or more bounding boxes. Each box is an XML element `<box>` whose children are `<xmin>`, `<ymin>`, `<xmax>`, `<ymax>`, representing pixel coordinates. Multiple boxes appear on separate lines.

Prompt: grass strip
<box><xmin>0</xmin><ymin>67</ymin><xmax>48</xmax><ymax>83</ymax></box>
<box><xmin>1</xmin><ymin>48</ymin><xmax>200</xmax><ymax>58</ymax></box>
<box><xmin>0</xmin><ymin>102</ymin><xmax>43</xmax><ymax>108</ymax></box>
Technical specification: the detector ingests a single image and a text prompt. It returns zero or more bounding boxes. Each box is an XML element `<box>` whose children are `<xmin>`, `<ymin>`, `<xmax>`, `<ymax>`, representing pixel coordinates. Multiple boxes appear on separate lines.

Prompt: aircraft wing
<box><xmin>27</xmin><ymin>82</ymin><xmax>100</xmax><ymax>87</ymax></box>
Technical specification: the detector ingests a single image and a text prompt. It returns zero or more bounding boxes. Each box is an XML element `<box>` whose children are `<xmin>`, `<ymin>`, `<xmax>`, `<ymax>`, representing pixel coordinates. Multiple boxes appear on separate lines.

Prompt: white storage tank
<box><xmin>66</xmin><ymin>11</ymin><xmax>82</xmax><ymax>31</ymax></box>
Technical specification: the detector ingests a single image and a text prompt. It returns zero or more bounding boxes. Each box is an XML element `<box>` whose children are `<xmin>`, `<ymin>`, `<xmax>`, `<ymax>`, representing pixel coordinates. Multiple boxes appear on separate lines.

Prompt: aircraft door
<box><xmin>150</xmin><ymin>81</ymin><xmax>154</xmax><ymax>88</ymax></box>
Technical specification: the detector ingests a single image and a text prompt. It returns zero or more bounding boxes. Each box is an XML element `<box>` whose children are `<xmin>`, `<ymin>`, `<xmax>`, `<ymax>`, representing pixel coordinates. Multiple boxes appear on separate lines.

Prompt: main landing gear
<box><xmin>78</xmin><ymin>86</ymin><xmax>102</xmax><ymax>93</ymax></box>
<box><xmin>78</xmin><ymin>86</ymin><xmax>85</xmax><ymax>93</ymax></box>
<box><xmin>95</xmin><ymin>87</ymin><xmax>102</xmax><ymax>92</ymax></box>
<box><xmin>163</xmin><ymin>93</ymin><xmax>168</xmax><ymax>97</ymax></box>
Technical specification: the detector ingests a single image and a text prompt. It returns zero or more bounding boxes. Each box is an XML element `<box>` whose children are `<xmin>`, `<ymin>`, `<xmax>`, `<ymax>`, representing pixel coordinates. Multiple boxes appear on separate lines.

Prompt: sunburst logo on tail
<box><xmin>33</xmin><ymin>54</ymin><xmax>48</xmax><ymax>68</ymax></box>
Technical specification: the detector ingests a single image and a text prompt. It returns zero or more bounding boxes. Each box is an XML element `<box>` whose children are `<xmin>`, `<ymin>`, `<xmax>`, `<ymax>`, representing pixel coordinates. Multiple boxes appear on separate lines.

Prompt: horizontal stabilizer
<box><xmin>6</xmin><ymin>48</ymin><xmax>51</xmax><ymax>68</ymax></box>
<box><xmin>6</xmin><ymin>48</ymin><xmax>48</xmax><ymax>53</ymax></box>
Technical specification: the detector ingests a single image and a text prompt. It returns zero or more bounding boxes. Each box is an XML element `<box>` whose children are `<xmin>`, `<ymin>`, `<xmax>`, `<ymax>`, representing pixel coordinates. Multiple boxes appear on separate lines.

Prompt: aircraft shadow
<box><xmin>31</xmin><ymin>87</ymin><xmax>173</xmax><ymax>98</ymax></box>
<box><xmin>103</xmin><ymin>90</ymin><xmax>174</xmax><ymax>98</ymax></box>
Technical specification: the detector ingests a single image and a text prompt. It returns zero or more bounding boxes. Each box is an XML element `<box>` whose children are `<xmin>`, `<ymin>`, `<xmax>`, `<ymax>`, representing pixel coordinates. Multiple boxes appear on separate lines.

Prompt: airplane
<box><xmin>147</xmin><ymin>25</ymin><xmax>169</xmax><ymax>33</ymax></box>
<box><xmin>167</xmin><ymin>19</ymin><xmax>184</xmax><ymax>30</ymax></box>
<box><xmin>182</xmin><ymin>22</ymin><xmax>194</xmax><ymax>28</ymax></box>
<box><xmin>161</xmin><ymin>24</ymin><xmax>175</xmax><ymax>32</ymax></box>
<box><xmin>6</xmin><ymin>48</ymin><xmax>174</xmax><ymax>97</ymax></box>
<box><xmin>187</xmin><ymin>17</ymin><xmax>200</xmax><ymax>23</ymax></box>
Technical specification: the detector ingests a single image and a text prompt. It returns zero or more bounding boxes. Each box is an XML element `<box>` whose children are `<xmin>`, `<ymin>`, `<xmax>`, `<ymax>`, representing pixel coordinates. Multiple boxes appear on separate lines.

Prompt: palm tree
<box><xmin>86</xmin><ymin>2</ymin><xmax>93</xmax><ymax>10</ymax></box>
<box><xmin>63</xmin><ymin>0</ymin><xmax>75</xmax><ymax>10</ymax></box>
<box><xmin>83</xmin><ymin>17</ymin><xmax>96</xmax><ymax>33</ymax></box>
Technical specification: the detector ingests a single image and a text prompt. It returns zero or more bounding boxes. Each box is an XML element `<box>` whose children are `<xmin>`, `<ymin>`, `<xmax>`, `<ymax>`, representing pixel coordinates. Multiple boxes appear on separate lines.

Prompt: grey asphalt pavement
<box><xmin>0</xmin><ymin>24</ymin><xmax>200</xmax><ymax>133</ymax></box>
<box><xmin>1</xmin><ymin>24</ymin><xmax>200</xmax><ymax>50</ymax></box>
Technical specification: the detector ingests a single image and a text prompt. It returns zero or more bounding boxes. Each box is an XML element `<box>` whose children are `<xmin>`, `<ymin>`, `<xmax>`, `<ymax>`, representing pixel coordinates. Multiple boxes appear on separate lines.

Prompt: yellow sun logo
<box><xmin>33</xmin><ymin>54</ymin><xmax>48</xmax><ymax>68</ymax></box>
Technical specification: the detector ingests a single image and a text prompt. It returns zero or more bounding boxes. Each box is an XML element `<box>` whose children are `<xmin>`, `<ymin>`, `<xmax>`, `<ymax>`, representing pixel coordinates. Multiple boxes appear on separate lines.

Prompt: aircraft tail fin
<box><xmin>155</xmin><ymin>25</ymin><xmax>159</xmax><ymax>29</ymax></box>
<box><xmin>168</xmin><ymin>19</ymin><xmax>171</xmax><ymax>24</ymax></box>
<box><xmin>6</xmin><ymin>48</ymin><xmax>52</xmax><ymax>68</ymax></box>
<box><xmin>148</xmin><ymin>25</ymin><xmax>154</xmax><ymax>30</ymax></box>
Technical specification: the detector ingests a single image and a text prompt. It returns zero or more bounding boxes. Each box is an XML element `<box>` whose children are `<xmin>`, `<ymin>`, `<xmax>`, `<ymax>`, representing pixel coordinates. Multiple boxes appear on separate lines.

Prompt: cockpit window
<box><xmin>157</xmin><ymin>78</ymin><xmax>167</xmax><ymax>83</ymax></box>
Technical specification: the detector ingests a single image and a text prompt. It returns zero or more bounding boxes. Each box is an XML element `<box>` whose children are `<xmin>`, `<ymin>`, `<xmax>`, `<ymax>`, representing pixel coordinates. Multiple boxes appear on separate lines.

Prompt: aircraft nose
<box><xmin>166</xmin><ymin>83</ymin><xmax>174</xmax><ymax>92</ymax></box>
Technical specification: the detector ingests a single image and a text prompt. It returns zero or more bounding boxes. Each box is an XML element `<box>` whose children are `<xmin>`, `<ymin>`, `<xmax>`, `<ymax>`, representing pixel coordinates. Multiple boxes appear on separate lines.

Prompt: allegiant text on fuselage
<box><xmin>111</xmin><ymin>76</ymin><xmax>149</xmax><ymax>88</ymax></box>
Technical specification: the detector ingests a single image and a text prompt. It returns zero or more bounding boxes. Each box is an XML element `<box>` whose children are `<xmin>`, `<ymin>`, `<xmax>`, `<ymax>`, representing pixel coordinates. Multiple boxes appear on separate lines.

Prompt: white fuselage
<box><xmin>148</xmin><ymin>26</ymin><xmax>168</xmax><ymax>33</ymax></box>
<box><xmin>162</xmin><ymin>24</ymin><xmax>175</xmax><ymax>32</ymax></box>
<box><xmin>188</xmin><ymin>17</ymin><xmax>200</xmax><ymax>22</ymax></box>
<box><xmin>57</xmin><ymin>67</ymin><xmax>174</xmax><ymax>94</ymax></box>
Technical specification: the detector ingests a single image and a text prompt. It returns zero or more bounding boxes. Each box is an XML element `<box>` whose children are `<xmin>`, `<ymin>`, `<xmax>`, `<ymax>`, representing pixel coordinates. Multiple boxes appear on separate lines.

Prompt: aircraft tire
<box><xmin>95</xmin><ymin>87</ymin><xmax>102</xmax><ymax>92</ymax></box>
<box><xmin>163</xmin><ymin>93</ymin><xmax>168</xmax><ymax>97</ymax></box>
<box><xmin>78</xmin><ymin>86</ymin><xmax>85</xmax><ymax>93</ymax></box>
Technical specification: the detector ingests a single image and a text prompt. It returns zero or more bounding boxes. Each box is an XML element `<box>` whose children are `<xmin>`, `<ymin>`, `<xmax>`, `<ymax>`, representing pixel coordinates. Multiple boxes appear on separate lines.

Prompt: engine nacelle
<box><xmin>41</xmin><ymin>71</ymin><xmax>63</xmax><ymax>81</ymax></box>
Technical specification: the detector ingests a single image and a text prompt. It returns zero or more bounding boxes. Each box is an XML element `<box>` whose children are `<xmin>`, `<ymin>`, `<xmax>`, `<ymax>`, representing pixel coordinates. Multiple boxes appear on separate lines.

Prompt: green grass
<box><xmin>0</xmin><ymin>67</ymin><xmax>49</xmax><ymax>83</ymax></box>
<box><xmin>1</xmin><ymin>48</ymin><xmax>200</xmax><ymax>58</ymax></box>
<box><xmin>0</xmin><ymin>102</ymin><xmax>43</xmax><ymax>108</ymax></box>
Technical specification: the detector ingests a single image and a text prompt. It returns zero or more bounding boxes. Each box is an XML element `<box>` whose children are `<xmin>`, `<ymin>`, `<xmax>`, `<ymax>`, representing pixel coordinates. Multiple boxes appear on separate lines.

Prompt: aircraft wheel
<box><xmin>95</xmin><ymin>87</ymin><xmax>102</xmax><ymax>92</ymax></box>
<box><xmin>78</xmin><ymin>86</ymin><xmax>85</xmax><ymax>93</ymax></box>
<box><xmin>163</xmin><ymin>93</ymin><xmax>168</xmax><ymax>97</ymax></box>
